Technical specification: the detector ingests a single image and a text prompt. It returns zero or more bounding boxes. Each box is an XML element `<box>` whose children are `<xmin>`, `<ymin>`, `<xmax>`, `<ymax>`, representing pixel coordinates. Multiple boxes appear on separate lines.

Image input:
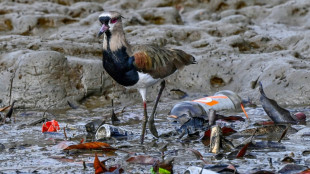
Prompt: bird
<box><xmin>97</xmin><ymin>11</ymin><xmax>196</xmax><ymax>144</ymax></box>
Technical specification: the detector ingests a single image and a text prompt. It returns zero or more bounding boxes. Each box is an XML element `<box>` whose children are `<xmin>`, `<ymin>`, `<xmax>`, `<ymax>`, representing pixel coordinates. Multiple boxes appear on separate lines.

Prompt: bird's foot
<box><xmin>148</xmin><ymin>117</ymin><xmax>159</xmax><ymax>138</ymax></box>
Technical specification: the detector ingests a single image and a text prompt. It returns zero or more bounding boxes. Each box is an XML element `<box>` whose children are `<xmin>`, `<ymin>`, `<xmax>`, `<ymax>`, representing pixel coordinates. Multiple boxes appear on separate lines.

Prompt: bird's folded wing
<box><xmin>132</xmin><ymin>45</ymin><xmax>195</xmax><ymax>79</ymax></box>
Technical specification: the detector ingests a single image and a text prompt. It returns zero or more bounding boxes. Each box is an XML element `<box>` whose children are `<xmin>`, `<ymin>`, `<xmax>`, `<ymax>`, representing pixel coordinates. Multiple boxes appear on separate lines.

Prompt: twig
<box><xmin>64</xmin><ymin>127</ymin><xmax>68</xmax><ymax>140</ymax></box>
<box><xmin>83</xmin><ymin>161</ymin><xmax>87</xmax><ymax>170</ymax></box>
<box><xmin>42</xmin><ymin>104</ymin><xmax>55</xmax><ymax>122</ymax></box>
<box><xmin>278</xmin><ymin>125</ymin><xmax>290</xmax><ymax>143</ymax></box>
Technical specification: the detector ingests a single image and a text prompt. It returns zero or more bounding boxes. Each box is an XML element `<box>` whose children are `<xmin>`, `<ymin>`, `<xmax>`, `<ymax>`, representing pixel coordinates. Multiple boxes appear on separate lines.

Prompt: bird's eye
<box><xmin>110</xmin><ymin>18</ymin><xmax>118</xmax><ymax>24</ymax></box>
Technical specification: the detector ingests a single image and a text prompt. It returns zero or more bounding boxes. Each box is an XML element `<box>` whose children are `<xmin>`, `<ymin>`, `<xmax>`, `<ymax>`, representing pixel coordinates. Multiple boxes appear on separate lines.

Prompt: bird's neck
<box><xmin>102</xmin><ymin>30</ymin><xmax>138</xmax><ymax>86</ymax></box>
<box><xmin>103</xmin><ymin>30</ymin><xmax>131</xmax><ymax>54</ymax></box>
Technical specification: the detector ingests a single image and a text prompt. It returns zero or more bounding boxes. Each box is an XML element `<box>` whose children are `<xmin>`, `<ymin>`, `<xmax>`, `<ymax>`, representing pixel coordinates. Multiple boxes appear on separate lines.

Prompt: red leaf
<box><xmin>203</xmin><ymin>127</ymin><xmax>236</xmax><ymax>138</ymax></box>
<box><xmin>255</xmin><ymin>121</ymin><xmax>275</xmax><ymax>126</ymax></box>
<box><xmin>203</xmin><ymin>129</ymin><xmax>211</xmax><ymax>138</ymax></box>
<box><xmin>298</xmin><ymin>168</ymin><xmax>310</xmax><ymax>174</ymax></box>
<box><xmin>236</xmin><ymin>142</ymin><xmax>250</xmax><ymax>158</ymax></box>
<box><xmin>64</xmin><ymin>142</ymin><xmax>116</xmax><ymax>151</ymax></box>
<box><xmin>222</xmin><ymin>127</ymin><xmax>236</xmax><ymax>136</ymax></box>
<box><xmin>108</xmin><ymin>166</ymin><xmax>124</xmax><ymax>173</ymax></box>
<box><xmin>80</xmin><ymin>138</ymin><xmax>84</xmax><ymax>144</ymax></box>
<box><xmin>126</xmin><ymin>155</ymin><xmax>157</xmax><ymax>165</ymax></box>
<box><xmin>221</xmin><ymin>116</ymin><xmax>245</xmax><ymax>122</ymax></box>
<box><xmin>94</xmin><ymin>153</ymin><xmax>108</xmax><ymax>174</ymax></box>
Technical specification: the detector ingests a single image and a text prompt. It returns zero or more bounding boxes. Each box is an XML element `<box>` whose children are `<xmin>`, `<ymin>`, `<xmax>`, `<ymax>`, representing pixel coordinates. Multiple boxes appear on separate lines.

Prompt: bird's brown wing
<box><xmin>132</xmin><ymin>45</ymin><xmax>195</xmax><ymax>79</ymax></box>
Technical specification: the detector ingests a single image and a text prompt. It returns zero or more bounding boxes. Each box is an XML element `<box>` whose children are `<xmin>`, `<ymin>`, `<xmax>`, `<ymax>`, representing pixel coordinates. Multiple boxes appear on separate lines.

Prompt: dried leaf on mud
<box><xmin>281</xmin><ymin>156</ymin><xmax>295</xmax><ymax>163</ymax></box>
<box><xmin>218</xmin><ymin>115</ymin><xmax>245</xmax><ymax>122</ymax></box>
<box><xmin>298</xmin><ymin>168</ymin><xmax>310</xmax><ymax>174</ymax></box>
<box><xmin>94</xmin><ymin>153</ymin><xmax>108</xmax><ymax>174</ymax></box>
<box><xmin>278</xmin><ymin>126</ymin><xmax>289</xmax><ymax>143</ymax></box>
<box><xmin>221</xmin><ymin>127</ymin><xmax>237</xmax><ymax>136</ymax></box>
<box><xmin>64</xmin><ymin>142</ymin><xmax>116</xmax><ymax>151</ymax></box>
<box><xmin>236</xmin><ymin>142</ymin><xmax>250</xmax><ymax>158</ymax></box>
<box><xmin>94</xmin><ymin>156</ymin><xmax>124</xmax><ymax>174</ymax></box>
<box><xmin>203</xmin><ymin>126</ymin><xmax>236</xmax><ymax>138</ymax></box>
<box><xmin>254</xmin><ymin>121</ymin><xmax>275</xmax><ymax>126</ymax></box>
<box><xmin>188</xmin><ymin>148</ymin><xmax>208</xmax><ymax>164</ymax></box>
<box><xmin>0</xmin><ymin>105</ymin><xmax>10</xmax><ymax>112</ymax></box>
<box><xmin>151</xmin><ymin>158</ymin><xmax>174</xmax><ymax>174</ymax></box>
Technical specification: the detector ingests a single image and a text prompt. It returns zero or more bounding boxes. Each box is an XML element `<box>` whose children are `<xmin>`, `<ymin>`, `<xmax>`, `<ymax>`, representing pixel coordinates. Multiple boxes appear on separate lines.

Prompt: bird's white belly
<box><xmin>128</xmin><ymin>72</ymin><xmax>160</xmax><ymax>89</ymax></box>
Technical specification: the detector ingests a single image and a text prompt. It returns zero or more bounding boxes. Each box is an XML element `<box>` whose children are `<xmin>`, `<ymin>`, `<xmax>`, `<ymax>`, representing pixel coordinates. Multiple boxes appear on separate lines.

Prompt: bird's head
<box><xmin>98</xmin><ymin>11</ymin><xmax>123</xmax><ymax>37</ymax></box>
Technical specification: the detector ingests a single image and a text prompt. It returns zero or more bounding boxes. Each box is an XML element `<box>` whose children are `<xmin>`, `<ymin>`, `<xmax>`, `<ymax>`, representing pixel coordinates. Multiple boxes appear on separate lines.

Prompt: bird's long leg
<box><xmin>140</xmin><ymin>100</ymin><xmax>148</xmax><ymax>144</ymax></box>
<box><xmin>149</xmin><ymin>80</ymin><xmax>166</xmax><ymax>138</ymax></box>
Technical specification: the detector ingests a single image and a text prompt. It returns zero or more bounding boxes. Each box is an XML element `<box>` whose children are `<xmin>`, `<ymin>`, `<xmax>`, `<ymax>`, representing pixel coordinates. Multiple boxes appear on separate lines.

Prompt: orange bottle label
<box><xmin>193</xmin><ymin>96</ymin><xmax>228</xmax><ymax>106</ymax></box>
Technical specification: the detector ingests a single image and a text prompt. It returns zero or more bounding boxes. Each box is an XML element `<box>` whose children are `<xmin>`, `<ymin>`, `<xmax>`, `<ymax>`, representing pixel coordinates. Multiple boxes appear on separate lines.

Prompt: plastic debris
<box><xmin>42</xmin><ymin>120</ymin><xmax>60</xmax><ymax>132</ymax></box>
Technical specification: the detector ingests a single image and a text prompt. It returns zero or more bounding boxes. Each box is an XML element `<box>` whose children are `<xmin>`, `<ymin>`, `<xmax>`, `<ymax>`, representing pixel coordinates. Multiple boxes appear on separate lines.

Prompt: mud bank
<box><xmin>1</xmin><ymin>0</ymin><xmax>310</xmax><ymax>108</ymax></box>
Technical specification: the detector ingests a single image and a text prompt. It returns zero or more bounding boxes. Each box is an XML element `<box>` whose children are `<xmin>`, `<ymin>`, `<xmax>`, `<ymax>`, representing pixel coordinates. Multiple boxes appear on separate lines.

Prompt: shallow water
<box><xmin>1</xmin><ymin>95</ymin><xmax>310</xmax><ymax>174</ymax></box>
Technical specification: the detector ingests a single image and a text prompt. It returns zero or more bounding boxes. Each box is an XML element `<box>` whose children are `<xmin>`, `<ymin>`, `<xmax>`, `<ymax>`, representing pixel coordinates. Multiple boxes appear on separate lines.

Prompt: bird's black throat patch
<box><xmin>102</xmin><ymin>46</ymin><xmax>139</xmax><ymax>86</ymax></box>
<box><xmin>105</xmin><ymin>30</ymin><xmax>111</xmax><ymax>50</ymax></box>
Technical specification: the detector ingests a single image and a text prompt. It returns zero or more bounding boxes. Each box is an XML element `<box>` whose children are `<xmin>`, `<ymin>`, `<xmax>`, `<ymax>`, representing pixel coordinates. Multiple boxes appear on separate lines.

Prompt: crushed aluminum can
<box><xmin>95</xmin><ymin>124</ymin><xmax>134</xmax><ymax>140</ymax></box>
<box><xmin>85</xmin><ymin>119</ymin><xmax>105</xmax><ymax>133</ymax></box>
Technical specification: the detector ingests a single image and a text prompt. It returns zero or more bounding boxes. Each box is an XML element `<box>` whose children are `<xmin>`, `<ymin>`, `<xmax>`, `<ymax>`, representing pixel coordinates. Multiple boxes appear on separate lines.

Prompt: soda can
<box><xmin>95</xmin><ymin>124</ymin><xmax>134</xmax><ymax>140</ymax></box>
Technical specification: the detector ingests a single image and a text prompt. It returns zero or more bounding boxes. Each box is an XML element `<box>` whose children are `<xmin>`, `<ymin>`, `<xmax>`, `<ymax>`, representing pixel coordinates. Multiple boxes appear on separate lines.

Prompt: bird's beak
<box><xmin>98</xmin><ymin>24</ymin><xmax>109</xmax><ymax>37</ymax></box>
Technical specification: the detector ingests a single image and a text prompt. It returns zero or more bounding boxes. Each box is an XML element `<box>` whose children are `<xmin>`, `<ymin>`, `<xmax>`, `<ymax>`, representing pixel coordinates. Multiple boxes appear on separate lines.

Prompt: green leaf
<box><xmin>150</xmin><ymin>167</ymin><xmax>156</xmax><ymax>174</ymax></box>
<box><xmin>159</xmin><ymin>167</ymin><xmax>171</xmax><ymax>174</ymax></box>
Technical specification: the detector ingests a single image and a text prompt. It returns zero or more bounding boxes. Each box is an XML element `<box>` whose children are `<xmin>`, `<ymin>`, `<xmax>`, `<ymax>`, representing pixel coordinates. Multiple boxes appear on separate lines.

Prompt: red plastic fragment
<box><xmin>42</xmin><ymin>120</ymin><xmax>60</xmax><ymax>132</ymax></box>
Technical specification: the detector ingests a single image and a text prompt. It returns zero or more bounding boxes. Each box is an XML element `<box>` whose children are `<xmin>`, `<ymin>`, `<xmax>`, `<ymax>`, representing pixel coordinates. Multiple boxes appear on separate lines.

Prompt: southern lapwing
<box><xmin>98</xmin><ymin>11</ymin><xmax>195</xmax><ymax>144</ymax></box>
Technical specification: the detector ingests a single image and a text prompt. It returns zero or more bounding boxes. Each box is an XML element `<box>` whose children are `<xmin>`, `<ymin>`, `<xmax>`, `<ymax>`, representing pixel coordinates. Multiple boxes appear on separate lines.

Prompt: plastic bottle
<box><xmin>168</xmin><ymin>90</ymin><xmax>246</xmax><ymax>134</ymax></box>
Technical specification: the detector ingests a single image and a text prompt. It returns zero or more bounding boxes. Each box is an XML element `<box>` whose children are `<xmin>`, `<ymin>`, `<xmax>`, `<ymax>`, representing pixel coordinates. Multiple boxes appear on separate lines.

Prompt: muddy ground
<box><xmin>1</xmin><ymin>0</ymin><xmax>310</xmax><ymax>173</ymax></box>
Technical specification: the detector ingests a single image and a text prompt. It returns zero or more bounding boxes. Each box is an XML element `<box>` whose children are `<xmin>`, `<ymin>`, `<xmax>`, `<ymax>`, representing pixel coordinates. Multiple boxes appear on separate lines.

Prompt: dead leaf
<box><xmin>221</xmin><ymin>127</ymin><xmax>237</xmax><ymax>136</ymax></box>
<box><xmin>152</xmin><ymin>158</ymin><xmax>174</xmax><ymax>174</ymax></box>
<box><xmin>218</xmin><ymin>115</ymin><xmax>245</xmax><ymax>122</ymax></box>
<box><xmin>107</xmin><ymin>166</ymin><xmax>124</xmax><ymax>173</ymax></box>
<box><xmin>0</xmin><ymin>105</ymin><xmax>10</xmax><ymax>112</ymax></box>
<box><xmin>282</xmin><ymin>156</ymin><xmax>295</xmax><ymax>163</ymax></box>
<box><xmin>126</xmin><ymin>155</ymin><xmax>157</xmax><ymax>165</ymax></box>
<box><xmin>188</xmin><ymin>148</ymin><xmax>208</xmax><ymax>164</ymax></box>
<box><xmin>203</xmin><ymin>129</ymin><xmax>211</xmax><ymax>138</ymax></box>
<box><xmin>158</xmin><ymin>159</ymin><xmax>173</xmax><ymax>173</ymax></box>
<box><xmin>254</xmin><ymin>121</ymin><xmax>275</xmax><ymax>126</ymax></box>
<box><xmin>64</xmin><ymin>142</ymin><xmax>116</xmax><ymax>151</ymax></box>
<box><xmin>94</xmin><ymin>153</ymin><xmax>108</xmax><ymax>174</ymax></box>
<box><xmin>278</xmin><ymin>126</ymin><xmax>289</xmax><ymax>143</ymax></box>
<box><xmin>203</xmin><ymin>127</ymin><xmax>236</xmax><ymax>138</ymax></box>
<box><xmin>236</xmin><ymin>142</ymin><xmax>250</xmax><ymax>158</ymax></box>
<box><xmin>298</xmin><ymin>168</ymin><xmax>310</xmax><ymax>174</ymax></box>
